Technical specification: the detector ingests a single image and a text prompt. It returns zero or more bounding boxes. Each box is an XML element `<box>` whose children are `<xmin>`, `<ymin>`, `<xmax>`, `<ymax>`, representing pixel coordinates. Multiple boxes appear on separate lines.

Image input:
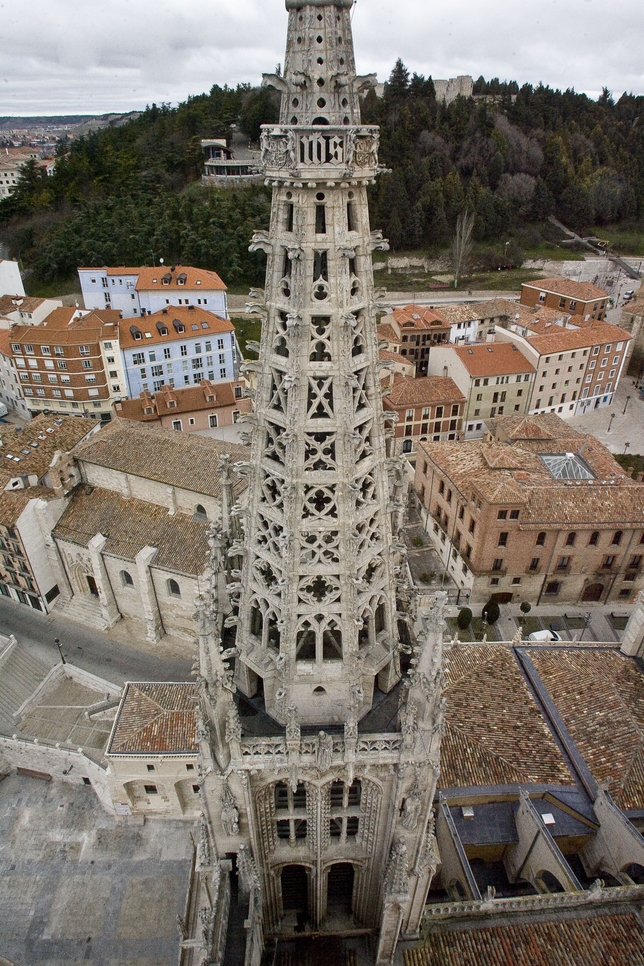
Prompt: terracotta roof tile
<box><xmin>134</xmin><ymin>266</ymin><xmax>226</xmax><ymax>292</ymax></box>
<box><xmin>116</xmin><ymin>379</ymin><xmax>249</xmax><ymax>421</ymax></box>
<box><xmin>107</xmin><ymin>682</ymin><xmax>198</xmax><ymax>755</ymax></box>
<box><xmin>392</xmin><ymin>304</ymin><xmax>450</xmax><ymax>329</ymax></box>
<box><xmin>385</xmin><ymin>374</ymin><xmax>465</xmax><ymax>407</ymax></box>
<box><xmin>450</xmin><ymin>342</ymin><xmax>535</xmax><ymax>376</ymax></box>
<box><xmin>405</xmin><ymin>913</ymin><xmax>644</xmax><ymax>966</ymax></box>
<box><xmin>439</xmin><ymin>644</ymin><xmax>573</xmax><ymax>790</ymax></box>
<box><xmin>0</xmin><ymin>414</ymin><xmax>96</xmax><ymax>488</ymax></box>
<box><xmin>530</xmin><ymin>650</ymin><xmax>644</xmax><ymax>810</ymax></box>
<box><xmin>72</xmin><ymin>418</ymin><xmax>249</xmax><ymax>499</ymax></box>
<box><xmin>53</xmin><ymin>487</ymin><xmax>211</xmax><ymax>574</ymax></box>
<box><xmin>522</xmin><ymin>275</ymin><xmax>608</xmax><ymax>302</ymax></box>
<box><xmin>528</xmin><ymin>322</ymin><xmax>631</xmax><ymax>355</ymax></box>
<box><xmin>118</xmin><ymin>305</ymin><xmax>233</xmax><ymax>350</ymax></box>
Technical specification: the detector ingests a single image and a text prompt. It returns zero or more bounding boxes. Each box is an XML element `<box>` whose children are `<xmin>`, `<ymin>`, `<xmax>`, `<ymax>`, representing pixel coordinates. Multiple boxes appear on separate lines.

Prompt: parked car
<box><xmin>527</xmin><ymin>629</ymin><xmax>562</xmax><ymax>642</ymax></box>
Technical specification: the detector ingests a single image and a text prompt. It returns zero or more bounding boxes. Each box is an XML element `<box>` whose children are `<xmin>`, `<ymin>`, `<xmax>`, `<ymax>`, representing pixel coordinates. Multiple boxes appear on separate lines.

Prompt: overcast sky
<box><xmin>1</xmin><ymin>0</ymin><xmax>643</xmax><ymax>117</ymax></box>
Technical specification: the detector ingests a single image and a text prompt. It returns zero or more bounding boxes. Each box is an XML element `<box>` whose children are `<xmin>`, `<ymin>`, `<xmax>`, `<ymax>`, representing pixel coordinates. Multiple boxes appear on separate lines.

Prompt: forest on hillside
<box><xmin>1</xmin><ymin>63</ymin><xmax>644</xmax><ymax>287</ymax></box>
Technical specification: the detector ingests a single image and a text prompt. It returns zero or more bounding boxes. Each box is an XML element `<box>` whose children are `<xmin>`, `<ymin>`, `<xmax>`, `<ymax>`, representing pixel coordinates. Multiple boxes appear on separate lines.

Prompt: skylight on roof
<box><xmin>540</xmin><ymin>452</ymin><xmax>595</xmax><ymax>480</ymax></box>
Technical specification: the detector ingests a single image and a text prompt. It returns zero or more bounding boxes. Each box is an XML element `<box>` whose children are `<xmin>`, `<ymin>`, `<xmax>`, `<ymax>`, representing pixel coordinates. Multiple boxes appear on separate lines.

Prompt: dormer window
<box><xmin>156</xmin><ymin>322</ymin><xmax>168</xmax><ymax>336</ymax></box>
<box><xmin>162</xmin><ymin>273</ymin><xmax>172</xmax><ymax>285</ymax></box>
<box><xmin>130</xmin><ymin>326</ymin><xmax>142</xmax><ymax>341</ymax></box>
<box><xmin>144</xmin><ymin>406</ymin><xmax>153</xmax><ymax>415</ymax></box>
<box><xmin>172</xmin><ymin>319</ymin><xmax>184</xmax><ymax>334</ymax></box>
<box><xmin>177</xmin><ymin>273</ymin><xmax>187</xmax><ymax>286</ymax></box>
<box><xmin>168</xmin><ymin>400</ymin><xmax>176</xmax><ymax>408</ymax></box>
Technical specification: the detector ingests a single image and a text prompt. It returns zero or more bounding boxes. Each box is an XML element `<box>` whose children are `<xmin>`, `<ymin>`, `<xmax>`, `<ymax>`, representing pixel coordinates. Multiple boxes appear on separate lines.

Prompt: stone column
<box><xmin>621</xmin><ymin>589</ymin><xmax>644</xmax><ymax>656</ymax></box>
<box><xmin>135</xmin><ymin>545</ymin><xmax>165</xmax><ymax>643</ymax></box>
<box><xmin>87</xmin><ymin>533</ymin><xmax>121</xmax><ymax>628</ymax></box>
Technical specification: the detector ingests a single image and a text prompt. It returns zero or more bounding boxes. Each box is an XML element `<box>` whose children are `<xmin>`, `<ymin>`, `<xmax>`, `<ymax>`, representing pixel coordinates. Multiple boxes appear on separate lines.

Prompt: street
<box><xmin>0</xmin><ymin>596</ymin><xmax>194</xmax><ymax>685</ymax></box>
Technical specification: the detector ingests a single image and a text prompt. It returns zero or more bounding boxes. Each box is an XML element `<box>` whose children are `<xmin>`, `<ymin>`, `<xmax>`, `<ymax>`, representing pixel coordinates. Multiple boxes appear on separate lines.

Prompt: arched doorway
<box><xmin>326</xmin><ymin>862</ymin><xmax>354</xmax><ymax>918</ymax></box>
<box><xmin>281</xmin><ymin>864</ymin><xmax>309</xmax><ymax>927</ymax></box>
<box><xmin>582</xmin><ymin>582</ymin><xmax>604</xmax><ymax>602</ymax></box>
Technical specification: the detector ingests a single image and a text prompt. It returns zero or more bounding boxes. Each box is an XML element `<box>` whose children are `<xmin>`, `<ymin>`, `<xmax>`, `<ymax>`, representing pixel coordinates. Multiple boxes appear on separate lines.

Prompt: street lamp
<box><xmin>623</xmin><ymin>395</ymin><xmax>631</xmax><ymax>415</ymax></box>
<box><xmin>624</xmin><ymin>441</ymin><xmax>631</xmax><ymax>454</ymax></box>
<box><xmin>54</xmin><ymin>637</ymin><xmax>66</xmax><ymax>665</ymax></box>
<box><xmin>607</xmin><ymin>412</ymin><xmax>616</xmax><ymax>432</ymax></box>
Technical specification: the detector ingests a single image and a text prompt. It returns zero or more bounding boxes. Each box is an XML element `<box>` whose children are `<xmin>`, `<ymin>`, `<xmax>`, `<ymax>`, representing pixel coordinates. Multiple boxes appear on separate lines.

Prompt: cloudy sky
<box><xmin>1</xmin><ymin>0</ymin><xmax>642</xmax><ymax>117</ymax></box>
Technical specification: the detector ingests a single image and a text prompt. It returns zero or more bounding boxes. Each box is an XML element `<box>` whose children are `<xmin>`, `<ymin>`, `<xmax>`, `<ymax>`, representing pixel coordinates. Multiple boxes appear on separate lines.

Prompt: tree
<box><xmin>482</xmin><ymin>599</ymin><xmax>500</xmax><ymax>624</ymax></box>
<box><xmin>457</xmin><ymin>607</ymin><xmax>473</xmax><ymax>629</ymax></box>
<box><xmin>386</xmin><ymin>59</ymin><xmax>410</xmax><ymax>99</ymax></box>
<box><xmin>451</xmin><ymin>209</ymin><xmax>475</xmax><ymax>287</ymax></box>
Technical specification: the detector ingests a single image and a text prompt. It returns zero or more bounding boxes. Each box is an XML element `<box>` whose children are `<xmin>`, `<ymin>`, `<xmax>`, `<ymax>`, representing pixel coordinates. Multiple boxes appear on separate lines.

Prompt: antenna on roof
<box><xmin>159</xmin><ymin>257</ymin><xmax>164</xmax><ymax>265</ymax></box>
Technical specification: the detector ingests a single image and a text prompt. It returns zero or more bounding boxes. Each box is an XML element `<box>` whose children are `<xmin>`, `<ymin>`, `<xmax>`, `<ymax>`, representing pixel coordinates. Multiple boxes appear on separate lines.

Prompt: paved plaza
<box><xmin>0</xmin><ymin>773</ymin><xmax>194</xmax><ymax>965</ymax></box>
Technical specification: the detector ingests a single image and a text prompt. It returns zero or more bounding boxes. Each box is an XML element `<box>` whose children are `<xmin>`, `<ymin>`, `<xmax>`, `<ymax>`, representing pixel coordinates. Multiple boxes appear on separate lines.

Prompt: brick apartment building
<box><xmin>383</xmin><ymin>373</ymin><xmax>465</xmax><ymax>456</ymax></box>
<box><xmin>414</xmin><ymin>414</ymin><xmax>644</xmax><ymax>605</ymax></box>
<box><xmin>428</xmin><ymin>341</ymin><xmax>536</xmax><ymax>437</ymax></box>
<box><xmin>495</xmin><ymin>323</ymin><xmax>632</xmax><ymax>416</ymax></box>
<box><xmin>114</xmin><ymin>379</ymin><xmax>251</xmax><ymax>433</ymax></box>
<box><xmin>9</xmin><ymin>308</ymin><xmax>126</xmax><ymax>420</ymax></box>
<box><xmin>520</xmin><ymin>276</ymin><xmax>608</xmax><ymax>322</ymax></box>
<box><xmin>377</xmin><ymin>305</ymin><xmax>451</xmax><ymax>376</ymax></box>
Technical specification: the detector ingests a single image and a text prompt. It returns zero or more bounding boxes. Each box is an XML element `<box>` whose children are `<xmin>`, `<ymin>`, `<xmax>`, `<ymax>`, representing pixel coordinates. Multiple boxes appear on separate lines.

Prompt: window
<box><xmin>172</xmin><ymin>420</ymin><xmax>182</xmax><ymax>431</ymax></box>
<box><xmin>612</xmin><ymin>530</ymin><xmax>623</xmax><ymax>546</ymax></box>
<box><xmin>209</xmin><ymin>414</ymin><xmax>218</xmax><ymax>428</ymax></box>
<box><xmin>529</xmin><ymin>557</ymin><xmax>540</xmax><ymax>571</ymax></box>
<box><xmin>601</xmin><ymin>555</ymin><xmax>615</xmax><ymax>569</ymax></box>
<box><xmin>536</xmin><ymin>532</ymin><xmax>546</xmax><ymax>546</ymax></box>
<box><xmin>498</xmin><ymin>532</ymin><xmax>508</xmax><ymax>547</ymax></box>
<box><xmin>556</xmin><ymin>556</ymin><xmax>570</xmax><ymax>570</ymax></box>
<box><xmin>544</xmin><ymin>581</ymin><xmax>560</xmax><ymax>595</ymax></box>
<box><xmin>144</xmin><ymin>785</ymin><xmax>158</xmax><ymax>795</ymax></box>
<box><xmin>565</xmin><ymin>532</ymin><xmax>576</xmax><ymax>546</ymax></box>
<box><xmin>509</xmin><ymin>509</ymin><xmax>519</xmax><ymax>520</ymax></box>
<box><xmin>41</xmin><ymin>345</ymin><xmax>51</xmax><ymax>355</ymax></box>
<box><xmin>512</xmin><ymin>577</ymin><xmax>521</xmax><ymax>585</ymax></box>
<box><xmin>79</xmin><ymin>345</ymin><xmax>90</xmax><ymax>356</ymax></box>
<box><xmin>194</xmin><ymin>504</ymin><xmax>208</xmax><ymax>520</ymax></box>
<box><xmin>274</xmin><ymin>781</ymin><xmax>307</xmax><ymax>843</ymax></box>
<box><xmin>167</xmin><ymin>578</ymin><xmax>181</xmax><ymax>597</ymax></box>
<box><xmin>492</xmin><ymin>558</ymin><xmax>503</xmax><ymax>571</ymax></box>
<box><xmin>82</xmin><ymin>359</ymin><xmax>93</xmax><ymax>369</ymax></box>
<box><xmin>497</xmin><ymin>510</ymin><xmax>507</xmax><ymax>520</ymax></box>
<box><xmin>151</xmin><ymin>365</ymin><xmax>163</xmax><ymax>377</ymax></box>
<box><xmin>180</xmin><ymin>345</ymin><xmax>188</xmax><ymax>356</ymax></box>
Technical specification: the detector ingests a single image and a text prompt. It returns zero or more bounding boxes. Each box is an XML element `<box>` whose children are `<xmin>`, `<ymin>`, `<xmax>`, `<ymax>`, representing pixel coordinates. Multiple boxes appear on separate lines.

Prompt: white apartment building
<box><xmin>78</xmin><ymin>265</ymin><xmax>228</xmax><ymax>320</ymax></box>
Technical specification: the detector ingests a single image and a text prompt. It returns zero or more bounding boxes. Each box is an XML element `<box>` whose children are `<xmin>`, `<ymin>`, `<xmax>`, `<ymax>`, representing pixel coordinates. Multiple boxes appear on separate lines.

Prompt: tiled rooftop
<box><xmin>107</xmin><ymin>682</ymin><xmax>198</xmax><ymax>755</ymax></box>
<box><xmin>116</xmin><ymin>379</ymin><xmax>248</xmax><ymax>421</ymax></box>
<box><xmin>439</xmin><ymin>644</ymin><xmax>573</xmax><ymax>790</ymax></box>
<box><xmin>54</xmin><ymin>487</ymin><xmax>211</xmax><ymax>574</ymax></box>
<box><xmin>528</xmin><ymin>321</ymin><xmax>631</xmax><ymax>355</ymax></box>
<box><xmin>385</xmin><ymin>373</ymin><xmax>465</xmax><ymax>407</ymax></box>
<box><xmin>0</xmin><ymin>414</ymin><xmax>96</xmax><ymax>489</ymax></box>
<box><xmin>405</xmin><ymin>913</ymin><xmax>644</xmax><ymax>965</ymax></box>
<box><xmin>392</xmin><ymin>304</ymin><xmax>450</xmax><ymax>329</ymax></box>
<box><xmin>417</xmin><ymin>431</ymin><xmax>644</xmax><ymax>522</ymax></box>
<box><xmin>118</xmin><ymin>305</ymin><xmax>233</xmax><ymax>349</ymax></box>
<box><xmin>522</xmin><ymin>275</ymin><xmax>608</xmax><ymax>302</ymax></box>
<box><xmin>72</xmin><ymin>418</ymin><xmax>249</xmax><ymax>498</ymax></box>
<box><xmin>450</xmin><ymin>342</ymin><xmax>535</xmax><ymax>377</ymax></box>
<box><xmin>529</xmin><ymin>649</ymin><xmax>644</xmax><ymax>811</ymax></box>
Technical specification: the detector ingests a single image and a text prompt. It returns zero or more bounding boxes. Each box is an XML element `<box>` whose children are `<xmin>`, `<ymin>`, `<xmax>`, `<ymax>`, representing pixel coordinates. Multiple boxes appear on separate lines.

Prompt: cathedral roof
<box><xmin>107</xmin><ymin>682</ymin><xmax>198</xmax><ymax>756</ymax></box>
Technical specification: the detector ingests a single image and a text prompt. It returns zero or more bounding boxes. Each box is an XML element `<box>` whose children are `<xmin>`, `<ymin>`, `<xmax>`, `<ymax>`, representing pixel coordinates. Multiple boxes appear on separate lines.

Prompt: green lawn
<box><xmin>586</xmin><ymin>224</ymin><xmax>644</xmax><ymax>257</ymax></box>
<box><xmin>24</xmin><ymin>274</ymin><xmax>80</xmax><ymax>299</ymax></box>
<box><xmin>233</xmin><ymin>317</ymin><xmax>262</xmax><ymax>359</ymax></box>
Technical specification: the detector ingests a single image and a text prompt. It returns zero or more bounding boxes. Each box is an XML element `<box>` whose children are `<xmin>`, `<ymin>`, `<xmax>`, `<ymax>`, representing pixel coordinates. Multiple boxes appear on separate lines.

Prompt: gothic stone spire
<box><xmin>234</xmin><ymin>0</ymin><xmax>397</xmax><ymax>726</ymax></box>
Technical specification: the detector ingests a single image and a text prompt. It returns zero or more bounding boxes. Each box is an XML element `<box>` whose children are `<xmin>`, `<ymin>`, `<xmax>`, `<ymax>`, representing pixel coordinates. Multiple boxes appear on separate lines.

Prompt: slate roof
<box><xmin>107</xmin><ymin>682</ymin><xmax>198</xmax><ymax>755</ymax></box>
<box><xmin>53</xmin><ymin>487</ymin><xmax>211</xmax><ymax>574</ymax></box>
<box><xmin>439</xmin><ymin>644</ymin><xmax>573</xmax><ymax>791</ymax></box>
<box><xmin>405</xmin><ymin>913</ymin><xmax>644</xmax><ymax>966</ymax></box>
<box><xmin>529</xmin><ymin>649</ymin><xmax>644</xmax><ymax>811</ymax></box>
<box><xmin>522</xmin><ymin>275</ymin><xmax>608</xmax><ymax>302</ymax></box>
<box><xmin>72</xmin><ymin>419</ymin><xmax>249</xmax><ymax>499</ymax></box>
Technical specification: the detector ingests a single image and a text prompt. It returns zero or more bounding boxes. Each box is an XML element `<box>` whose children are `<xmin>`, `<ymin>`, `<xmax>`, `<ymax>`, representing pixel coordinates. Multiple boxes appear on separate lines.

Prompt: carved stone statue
<box><xmin>401</xmin><ymin>780</ymin><xmax>422</xmax><ymax>831</ymax></box>
<box><xmin>221</xmin><ymin>781</ymin><xmax>240</xmax><ymax>837</ymax></box>
<box><xmin>316</xmin><ymin>731</ymin><xmax>334</xmax><ymax>773</ymax></box>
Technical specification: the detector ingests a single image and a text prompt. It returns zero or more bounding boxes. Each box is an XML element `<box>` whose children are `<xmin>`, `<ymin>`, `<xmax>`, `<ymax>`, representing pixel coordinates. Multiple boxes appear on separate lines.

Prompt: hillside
<box><xmin>1</xmin><ymin>67</ymin><xmax>643</xmax><ymax>290</ymax></box>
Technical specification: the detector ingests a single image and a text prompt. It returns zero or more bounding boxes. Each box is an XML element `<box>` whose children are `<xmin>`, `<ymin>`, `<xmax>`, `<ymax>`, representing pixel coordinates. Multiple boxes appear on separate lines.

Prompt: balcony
<box><xmin>260</xmin><ymin>125</ymin><xmax>381</xmax><ymax>180</ymax></box>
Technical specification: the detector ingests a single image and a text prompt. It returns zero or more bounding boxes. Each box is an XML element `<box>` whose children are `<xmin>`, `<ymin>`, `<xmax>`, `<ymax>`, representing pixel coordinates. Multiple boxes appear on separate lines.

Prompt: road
<box><xmin>0</xmin><ymin>596</ymin><xmax>194</xmax><ymax>685</ymax></box>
